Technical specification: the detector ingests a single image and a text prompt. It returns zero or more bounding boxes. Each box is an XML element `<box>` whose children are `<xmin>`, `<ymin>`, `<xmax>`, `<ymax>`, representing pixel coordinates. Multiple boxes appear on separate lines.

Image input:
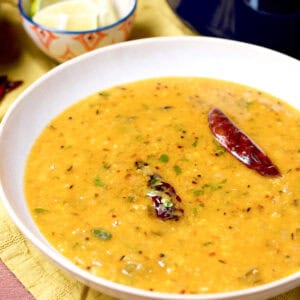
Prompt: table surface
<box><xmin>0</xmin><ymin>259</ymin><xmax>35</xmax><ymax>300</ymax></box>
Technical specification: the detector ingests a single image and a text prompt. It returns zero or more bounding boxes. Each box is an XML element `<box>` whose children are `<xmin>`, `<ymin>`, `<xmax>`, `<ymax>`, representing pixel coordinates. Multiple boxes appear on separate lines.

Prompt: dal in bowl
<box><xmin>0</xmin><ymin>37</ymin><xmax>299</xmax><ymax>300</ymax></box>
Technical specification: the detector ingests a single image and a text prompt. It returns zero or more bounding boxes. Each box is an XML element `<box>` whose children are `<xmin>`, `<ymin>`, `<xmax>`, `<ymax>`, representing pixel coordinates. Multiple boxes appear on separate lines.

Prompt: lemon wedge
<box><xmin>32</xmin><ymin>0</ymin><xmax>118</xmax><ymax>31</ymax></box>
<box><xmin>93</xmin><ymin>0</ymin><xmax>118</xmax><ymax>27</ymax></box>
<box><xmin>30</xmin><ymin>0</ymin><xmax>66</xmax><ymax>17</ymax></box>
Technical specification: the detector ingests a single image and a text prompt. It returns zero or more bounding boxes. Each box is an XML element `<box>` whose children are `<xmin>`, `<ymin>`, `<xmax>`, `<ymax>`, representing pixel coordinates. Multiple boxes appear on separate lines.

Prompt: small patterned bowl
<box><xmin>18</xmin><ymin>0</ymin><xmax>137</xmax><ymax>63</ymax></box>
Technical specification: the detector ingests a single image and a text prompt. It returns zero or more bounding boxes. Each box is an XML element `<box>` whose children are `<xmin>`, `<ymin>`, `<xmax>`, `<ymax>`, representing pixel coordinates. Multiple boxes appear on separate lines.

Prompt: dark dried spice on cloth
<box><xmin>0</xmin><ymin>75</ymin><xmax>23</xmax><ymax>102</ymax></box>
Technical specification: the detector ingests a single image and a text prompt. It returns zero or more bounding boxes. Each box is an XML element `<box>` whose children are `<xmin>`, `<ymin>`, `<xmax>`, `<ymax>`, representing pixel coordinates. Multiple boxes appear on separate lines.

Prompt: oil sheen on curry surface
<box><xmin>24</xmin><ymin>77</ymin><xmax>300</xmax><ymax>294</ymax></box>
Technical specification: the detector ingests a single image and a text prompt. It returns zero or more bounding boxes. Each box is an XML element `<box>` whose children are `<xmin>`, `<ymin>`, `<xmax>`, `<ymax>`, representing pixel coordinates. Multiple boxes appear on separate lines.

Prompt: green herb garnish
<box><xmin>72</xmin><ymin>242</ymin><xmax>81</xmax><ymax>249</ymax></box>
<box><xmin>192</xmin><ymin>137</ymin><xmax>199</xmax><ymax>147</ymax></box>
<box><xmin>93</xmin><ymin>175</ymin><xmax>105</xmax><ymax>187</ymax></box>
<box><xmin>159</xmin><ymin>154</ymin><xmax>169</xmax><ymax>163</ymax></box>
<box><xmin>127</xmin><ymin>196</ymin><xmax>135</xmax><ymax>202</ymax></box>
<box><xmin>173</xmin><ymin>165</ymin><xmax>182</xmax><ymax>175</ymax></box>
<box><xmin>91</xmin><ymin>228</ymin><xmax>112</xmax><ymax>240</ymax></box>
<box><xmin>192</xmin><ymin>207</ymin><xmax>198</xmax><ymax>216</ymax></box>
<box><xmin>206</xmin><ymin>179</ymin><xmax>227</xmax><ymax>191</ymax></box>
<box><xmin>213</xmin><ymin>140</ymin><xmax>226</xmax><ymax>156</ymax></box>
<box><xmin>99</xmin><ymin>91</ymin><xmax>110</xmax><ymax>97</ymax></box>
<box><xmin>193</xmin><ymin>189</ymin><xmax>204</xmax><ymax>196</ymax></box>
<box><xmin>150</xmin><ymin>177</ymin><xmax>159</xmax><ymax>186</ymax></box>
<box><xmin>34</xmin><ymin>208</ymin><xmax>49</xmax><ymax>214</ymax></box>
<box><xmin>102</xmin><ymin>162</ymin><xmax>110</xmax><ymax>170</ymax></box>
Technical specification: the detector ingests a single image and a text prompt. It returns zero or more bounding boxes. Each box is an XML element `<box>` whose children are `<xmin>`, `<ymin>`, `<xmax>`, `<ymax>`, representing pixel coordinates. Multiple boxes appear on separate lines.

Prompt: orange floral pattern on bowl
<box><xmin>19</xmin><ymin>9</ymin><xmax>135</xmax><ymax>63</ymax></box>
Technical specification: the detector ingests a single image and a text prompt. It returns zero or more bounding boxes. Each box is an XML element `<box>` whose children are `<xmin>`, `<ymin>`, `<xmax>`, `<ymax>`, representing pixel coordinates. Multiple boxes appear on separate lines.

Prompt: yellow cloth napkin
<box><xmin>0</xmin><ymin>1</ymin><xmax>299</xmax><ymax>299</ymax></box>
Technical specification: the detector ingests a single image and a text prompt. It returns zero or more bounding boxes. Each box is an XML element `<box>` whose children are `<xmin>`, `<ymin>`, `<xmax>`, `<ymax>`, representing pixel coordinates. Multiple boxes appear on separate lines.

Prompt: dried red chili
<box><xmin>147</xmin><ymin>173</ymin><xmax>184</xmax><ymax>221</ymax></box>
<box><xmin>135</xmin><ymin>161</ymin><xmax>184</xmax><ymax>221</ymax></box>
<box><xmin>0</xmin><ymin>75</ymin><xmax>23</xmax><ymax>102</ymax></box>
<box><xmin>208</xmin><ymin>107</ymin><xmax>281</xmax><ymax>177</ymax></box>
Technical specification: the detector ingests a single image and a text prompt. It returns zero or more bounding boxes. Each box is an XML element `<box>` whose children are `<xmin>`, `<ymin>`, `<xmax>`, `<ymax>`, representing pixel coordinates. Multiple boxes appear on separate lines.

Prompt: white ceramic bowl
<box><xmin>18</xmin><ymin>0</ymin><xmax>137</xmax><ymax>63</ymax></box>
<box><xmin>0</xmin><ymin>37</ymin><xmax>299</xmax><ymax>300</ymax></box>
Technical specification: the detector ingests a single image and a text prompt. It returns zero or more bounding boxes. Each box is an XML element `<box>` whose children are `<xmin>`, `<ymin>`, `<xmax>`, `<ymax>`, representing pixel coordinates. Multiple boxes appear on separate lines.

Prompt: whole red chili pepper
<box><xmin>208</xmin><ymin>107</ymin><xmax>281</xmax><ymax>177</ymax></box>
<box><xmin>0</xmin><ymin>75</ymin><xmax>23</xmax><ymax>101</ymax></box>
<box><xmin>135</xmin><ymin>161</ymin><xmax>184</xmax><ymax>221</ymax></box>
<box><xmin>147</xmin><ymin>174</ymin><xmax>184</xmax><ymax>221</ymax></box>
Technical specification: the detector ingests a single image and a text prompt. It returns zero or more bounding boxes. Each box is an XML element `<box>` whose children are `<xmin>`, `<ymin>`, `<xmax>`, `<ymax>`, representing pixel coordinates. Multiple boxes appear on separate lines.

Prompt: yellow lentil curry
<box><xmin>24</xmin><ymin>77</ymin><xmax>300</xmax><ymax>294</ymax></box>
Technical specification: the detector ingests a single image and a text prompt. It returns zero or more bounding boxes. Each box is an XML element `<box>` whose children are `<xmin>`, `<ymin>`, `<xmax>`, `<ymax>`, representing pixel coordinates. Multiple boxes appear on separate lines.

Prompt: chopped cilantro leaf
<box><xmin>102</xmin><ymin>162</ymin><xmax>110</xmax><ymax>170</ymax></box>
<box><xmin>91</xmin><ymin>228</ymin><xmax>112</xmax><ymax>240</ymax></box>
<box><xmin>159</xmin><ymin>154</ymin><xmax>169</xmax><ymax>163</ymax></box>
<box><xmin>193</xmin><ymin>189</ymin><xmax>204</xmax><ymax>196</ymax></box>
<box><xmin>34</xmin><ymin>208</ymin><xmax>49</xmax><ymax>213</ymax></box>
<box><xmin>93</xmin><ymin>176</ymin><xmax>105</xmax><ymax>187</ymax></box>
<box><xmin>173</xmin><ymin>165</ymin><xmax>182</xmax><ymax>175</ymax></box>
<box><xmin>99</xmin><ymin>91</ymin><xmax>110</xmax><ymax>97</ymax></box>
<box><xmin>192</xmin><ymin>137</ymin><xmax>199</xmax><ymax>147</ymax></box>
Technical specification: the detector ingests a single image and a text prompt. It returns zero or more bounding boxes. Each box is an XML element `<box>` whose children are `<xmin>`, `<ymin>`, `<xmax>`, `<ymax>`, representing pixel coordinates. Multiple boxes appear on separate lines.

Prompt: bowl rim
<box><xmin>0</xmin><ymin>36</ymin><xmax>299</xmax><ymax>300</ymax></box>
<box><xmin>18</xmin><ymin>0</ymin><xmax>137</xmax><ymax>34</ymax></box>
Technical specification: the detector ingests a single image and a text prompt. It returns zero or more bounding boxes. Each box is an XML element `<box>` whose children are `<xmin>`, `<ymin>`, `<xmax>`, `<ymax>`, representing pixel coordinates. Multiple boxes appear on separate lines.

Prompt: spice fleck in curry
<box><xmin>24</xmin><ymin>77</ymin><xmax>300</xmax><ymax>294</ymax></box>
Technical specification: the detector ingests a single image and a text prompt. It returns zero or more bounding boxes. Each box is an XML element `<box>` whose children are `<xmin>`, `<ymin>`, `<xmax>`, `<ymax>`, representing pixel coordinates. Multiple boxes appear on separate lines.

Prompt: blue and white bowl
<box><xmin>18</xmin><ymin>0</ymin><xmax>137</xmax><ymax>63</ymax></box>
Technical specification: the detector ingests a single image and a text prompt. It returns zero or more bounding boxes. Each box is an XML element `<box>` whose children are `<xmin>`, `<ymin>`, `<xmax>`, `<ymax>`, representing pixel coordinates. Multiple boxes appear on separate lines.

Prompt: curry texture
<box><xmin>24</xmin><ymin>77</ymin><xmax>300</xmax><ymax>293</ymax></box>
